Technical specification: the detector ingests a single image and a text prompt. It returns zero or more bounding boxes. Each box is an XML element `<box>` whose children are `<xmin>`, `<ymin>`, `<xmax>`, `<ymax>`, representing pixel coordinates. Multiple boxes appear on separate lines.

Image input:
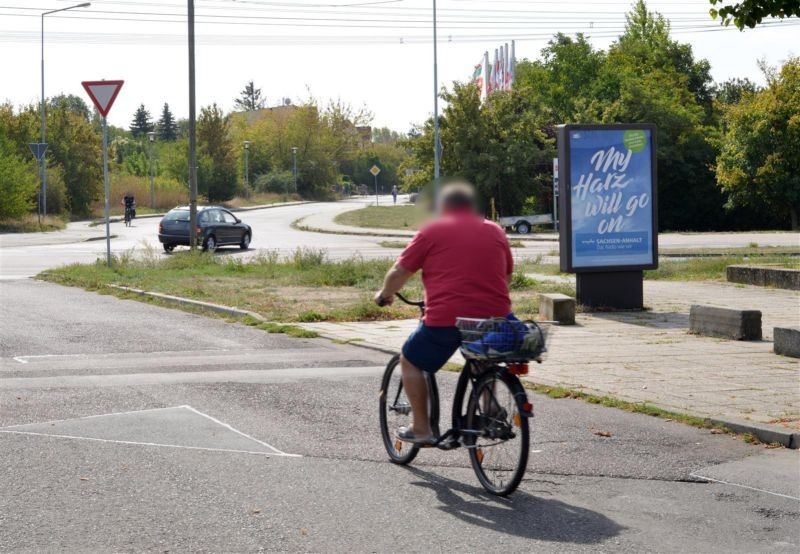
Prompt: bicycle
<box><xmin>124</xmin><ymin>205</ymin><xmax>134</xmax><ymax>227</ymax></box>
<box><xmin>378</xmin><ymin>293</ymin><xmax>551</xmax><ymax>496</ymax></box>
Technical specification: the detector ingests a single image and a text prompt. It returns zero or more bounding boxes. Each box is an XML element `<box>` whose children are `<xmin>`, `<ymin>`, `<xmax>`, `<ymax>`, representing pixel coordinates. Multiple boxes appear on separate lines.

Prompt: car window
<box><xmin>163</xmin><ymin>210</ymin><xmax>189</xmax><ymax>221</ymax></box>
<box><xmin>198</xmin><ymin>211</ymin><xmax>209</xmax><ymax>223</ymax></box>
<box><xmin>222</xmin><ymin>211</ymin><xmax>237</xmax><ymax>224</ymax></box>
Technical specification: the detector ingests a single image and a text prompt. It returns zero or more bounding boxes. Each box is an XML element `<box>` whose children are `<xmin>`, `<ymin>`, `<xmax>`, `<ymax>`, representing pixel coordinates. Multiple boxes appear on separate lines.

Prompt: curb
<box><xmin>107</xmin><ymin>284</ymin><xmax>266</xmax><ymax>321</ymax></box>
<box><xmin>705</xmin><ymin>417</ymin><xmax>799</xmax><ymax>449</ymax></box>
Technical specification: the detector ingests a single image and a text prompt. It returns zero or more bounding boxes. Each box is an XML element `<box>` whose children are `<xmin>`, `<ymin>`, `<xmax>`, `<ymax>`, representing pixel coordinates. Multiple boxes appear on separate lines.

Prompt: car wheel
<box><xmin>203</xmin><ymin>235</ymin><xmax>217</xmax><ymax>252</ymax></box>
<box><xmin>515</xmin><ymin>222</ymin><xmax>531</xmax><ymax>235</ymax></box>
<box><xmin>240</xmin><ymin>232</ymin><xmax>251</xmax><ymax>250</ymax></box>
<box><xmin>163</xmin><ymin>244</ymin><xmax>175</xmax><ymax>253</ymax></box>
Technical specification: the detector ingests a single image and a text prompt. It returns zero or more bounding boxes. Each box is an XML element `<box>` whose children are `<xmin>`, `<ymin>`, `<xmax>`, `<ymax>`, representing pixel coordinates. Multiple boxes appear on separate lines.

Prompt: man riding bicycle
<box><xmin>375</xmin><ymin>182</ymin><xmax>514</xmax><ymax>445</ymax></box>
<box><xmin>122</xmin><ymin>194</ymin><xmax>136</xmax><ymax>223</ymax></box>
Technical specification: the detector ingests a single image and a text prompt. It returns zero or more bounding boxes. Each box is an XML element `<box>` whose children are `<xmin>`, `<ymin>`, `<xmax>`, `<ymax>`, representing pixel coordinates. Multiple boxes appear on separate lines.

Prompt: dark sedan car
<box><xmin>158</xmin><ymin>206</ymin><xmax>252</xmax><ymax>252</ymax></box>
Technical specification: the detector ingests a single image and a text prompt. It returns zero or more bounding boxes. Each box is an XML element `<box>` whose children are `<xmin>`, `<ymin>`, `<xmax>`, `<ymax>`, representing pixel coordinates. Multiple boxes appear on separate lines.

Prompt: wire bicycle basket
<box><xmin>456</xmin><ymin>317</ymin><xmax>551</xmax><ymax>362</ymax></box>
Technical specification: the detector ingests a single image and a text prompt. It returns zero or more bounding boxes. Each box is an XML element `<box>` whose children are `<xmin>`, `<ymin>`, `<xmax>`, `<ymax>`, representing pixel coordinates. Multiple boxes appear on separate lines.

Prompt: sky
<box><xmin>1</xmin><ymin>0</ymin><xmax>798</xmax><ymax>132</ymax></box>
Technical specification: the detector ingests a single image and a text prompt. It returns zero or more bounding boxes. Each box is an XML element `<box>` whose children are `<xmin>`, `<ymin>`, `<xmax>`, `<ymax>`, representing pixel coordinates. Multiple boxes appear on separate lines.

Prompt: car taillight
<box><xmin>158</xmin><ymin>224</ymin><xmax>163</xmax><ymax>233</ymax></box>
<box><xmin>196</xmin><ymin>227</ymin><xmax>203</xmax><ymax>236</ymax></box>
<box><xmin>508</xmin><ymin>362</ymin><xmax>528</xmax><ymax>375</ymax></box>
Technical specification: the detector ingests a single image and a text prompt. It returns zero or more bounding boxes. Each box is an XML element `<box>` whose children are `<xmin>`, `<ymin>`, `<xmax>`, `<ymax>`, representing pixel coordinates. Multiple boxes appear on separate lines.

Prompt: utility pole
<box><xmin>243</xmin><ymin>141</ymin><xmax>250</xmax><ymax>188</ymax></box>
<box><xmin>292</xmin><ymin>146</ymin><xmax>298</xmax><ymax>194</ymax></box>
<box><xmin>148</xmin><ymin>131</ymin><xmax>155</xmax><ymax>208</ymax></box>
<box><xmin>41</xmin><ymin>2</ymin><xmax>91</xmax><ymax>217</ymax></box>
<box><xmin>432</xmin><ymin>0</ymin><xmax>441</xmax><ymax>207</ymax></box>
<box><xmin>188</xmin><ymin>0</ymin><xmax>198</xmax><ymax>250</ymax></box>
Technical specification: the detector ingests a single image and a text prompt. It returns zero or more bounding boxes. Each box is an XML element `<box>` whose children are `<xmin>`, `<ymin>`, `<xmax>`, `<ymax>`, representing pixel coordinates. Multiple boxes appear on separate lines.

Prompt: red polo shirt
<box><xmin>397</xmin><ymin>209</ymin><xmax>513</xmax><ymax>327</ymax></box>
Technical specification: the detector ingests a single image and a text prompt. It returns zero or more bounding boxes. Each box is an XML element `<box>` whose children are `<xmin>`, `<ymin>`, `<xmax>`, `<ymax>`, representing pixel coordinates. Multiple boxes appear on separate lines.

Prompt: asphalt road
<box><xmin>2</xmin><ymin>197</ymin><xmax>798</xmax><ymax>280</ymax></box>
<box><xmin>1</xmin><ymin>279</ymin><xmax>798</xmax><ymax>552</ymax></box>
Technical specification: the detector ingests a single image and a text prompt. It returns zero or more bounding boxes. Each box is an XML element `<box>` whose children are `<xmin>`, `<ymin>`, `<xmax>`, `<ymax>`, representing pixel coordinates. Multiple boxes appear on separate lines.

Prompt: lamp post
<box><xmin>291</xmin><ymin>146</ymin><xmax>298</xmax><ymax>194</ymax></box>
<box><xmin>41</xmin><ymin>2</ymin><xmax>91</xmax><ymax>216</ymax></box>
<box><xmin>188</xmin><ymin>0</ymin><xmax>199</xmax><ymax>250</ymax></box>
<box><xmin>432</xmin><ymin>0</ymin><xmax>441</xmax><ymax>207</ymax></box>
<box><xmin>148</xmin><ymin>131</ymin><xmax>155</xmax><ymax>208</ymax></box>
<box><xmin>243</xmin><ymin>141</ymin><xmax>251</xmax><ymax>188</ymax></box>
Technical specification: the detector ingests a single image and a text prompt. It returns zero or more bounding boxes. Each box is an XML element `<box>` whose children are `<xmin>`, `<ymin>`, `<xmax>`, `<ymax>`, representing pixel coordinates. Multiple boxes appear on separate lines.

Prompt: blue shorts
<box><xmin>401</xmin><ymin>323</ymin><xmax>462</xmax><ymax>373</ymax></box>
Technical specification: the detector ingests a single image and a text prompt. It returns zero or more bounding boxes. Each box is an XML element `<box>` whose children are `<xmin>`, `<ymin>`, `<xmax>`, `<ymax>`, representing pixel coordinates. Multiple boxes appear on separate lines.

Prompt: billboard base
<box><xmin>576</xmin><ymin>271</ymin><xmax>643</xmax><ymax>310</ymax></box>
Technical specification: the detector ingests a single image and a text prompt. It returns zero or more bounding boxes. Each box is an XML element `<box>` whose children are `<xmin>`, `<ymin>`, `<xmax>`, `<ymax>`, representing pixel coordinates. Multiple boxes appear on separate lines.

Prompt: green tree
<box><xmin>403</xmin><ymin>82</ymin><xmax>553</xmax><ymax>215</ymax></box>
<box><xmin>49</xmin><ymin>94</ymin><xmax>91</xmax><ymax>120</ymax></box>
<box><xmin>129</xmin><ymin>104</ymin><xmax>153</xmax><ymax>138</ymax></box>
<box><xmin>157</xmin><ymin>103</ymin><xmax>178</xmax><ymax>141</ymax></box>
<box><xmin>717</xmin><ymin>57</ymin><xmax>800</xmax><ymax>229</ymax></box>
<box><xmin>197</xmin><ymin>104</ymin><xmax>237</xmax><ymax>201</ymax></box>
<box><xmin>234</xmin><ymin>80</ymin><xmax>265</xmax><ymax>111</ymax></box>
<box><xmin>709</xmin><ymin>0</ymin><xmax>800</xmax><ymax>29</ymax></box>
<box><xmin>0</xmin><ymin>147</ymin><xmax>37</xmax><ymax>219</ymax></box>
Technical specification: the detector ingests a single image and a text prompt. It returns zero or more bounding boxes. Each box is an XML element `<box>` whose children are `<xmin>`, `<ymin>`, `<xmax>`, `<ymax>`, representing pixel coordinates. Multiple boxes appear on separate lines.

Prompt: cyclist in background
<box><xmin>374</xmin><ymin>182</ymin><xmax>514</xmax><ymax>444</ymax></box>
<box><xmin>122</xmin><ymin>194</ymin><xmax>136</xmax><ymax>223</ymax></box>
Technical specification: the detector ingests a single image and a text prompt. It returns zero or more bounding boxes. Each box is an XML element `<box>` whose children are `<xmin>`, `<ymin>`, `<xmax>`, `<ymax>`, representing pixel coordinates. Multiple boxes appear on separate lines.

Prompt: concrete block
<box><xmin>727</xmin><ymin>265</ymin><xmax>800</xmax><ymax>290</ymax></box>
<box><xmin>774</xmin><ymin>326</ymin><xmax>800</xmax><ymax>358</ymax></box>
<box><xmin>689</xmin><ymin>305</ymin><xmax>762</xmax><ymax>341</ymax></box>
<box><xmin>539</xmin><ymin>293</ymin><xmax>576</xmax><ymax>325</ymax></box>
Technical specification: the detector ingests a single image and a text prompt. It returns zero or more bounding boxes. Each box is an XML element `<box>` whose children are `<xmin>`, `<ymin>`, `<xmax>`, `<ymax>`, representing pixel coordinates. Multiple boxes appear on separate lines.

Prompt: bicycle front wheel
<box><xmin>465</xmin><ymin>370</ymin><xmax>530</xmax><ymax>496</ymax></box>
<box><xmin>379</xmin><ymin>355</ymin><xmax>419</xmax><ymax>464</ymax></box>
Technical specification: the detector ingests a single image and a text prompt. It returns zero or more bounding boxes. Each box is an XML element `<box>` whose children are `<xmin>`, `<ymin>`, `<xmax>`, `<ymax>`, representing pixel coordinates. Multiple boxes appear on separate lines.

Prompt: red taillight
<box><xmin>522</xmin><ymin>402</ymin><xmax>533</xmax><ymax>414</ymax></box>
<box><xmin>158</xmin><ymin>224</ymin><xmax>163</xmax><ymax>233</ymax></box>
<box><xmin>196</xmin><ymin>227</ymin><xmax>202</xmax><ymax>236</ymax></box>
<box><xmin>508</xmin><ymin>362</ymin><xmax>529</xmax><ymax>375</ymax></box>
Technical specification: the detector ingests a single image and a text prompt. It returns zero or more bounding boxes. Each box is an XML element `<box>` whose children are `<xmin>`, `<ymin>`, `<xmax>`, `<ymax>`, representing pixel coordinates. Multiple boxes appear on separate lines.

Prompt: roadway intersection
<box><xmin>1</xmin><ymin>200</ymin><xmax>798</xmax><ymax>551</ymax></box>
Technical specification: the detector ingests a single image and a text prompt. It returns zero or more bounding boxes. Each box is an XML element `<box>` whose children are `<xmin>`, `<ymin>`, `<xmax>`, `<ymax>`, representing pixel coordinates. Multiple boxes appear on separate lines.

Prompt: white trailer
<box><xmin>497</xmin><ymin>213</ymin><xmax>553</xmax><ymax>235</ymax></box>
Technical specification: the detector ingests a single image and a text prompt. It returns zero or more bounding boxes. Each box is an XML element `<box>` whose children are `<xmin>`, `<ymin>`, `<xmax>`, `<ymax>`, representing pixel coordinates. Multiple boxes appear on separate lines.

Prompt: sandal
<box><xmin>396</xmin><ymin>426</ymin><xmax>434</xmax><ymax>445</ymax></box>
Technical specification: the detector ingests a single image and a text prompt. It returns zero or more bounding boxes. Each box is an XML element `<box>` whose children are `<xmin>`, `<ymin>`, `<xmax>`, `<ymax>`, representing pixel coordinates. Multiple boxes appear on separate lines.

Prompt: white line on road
<box><xmin>0</xmin><ymin>429</ymin><xmax>295</xmax><ymax>457</ymax></box>
<box><xmin>0</xmin><ymin>405</ymin><xmax>301</xmax><ymax>458</ymax></box>
<box><xmin>690</xmin><ymin>473</ymin><xmax>800</xmax><ymax>501</ymax></box>
<box><xmin>181</xmin><ymin>405</ymin><xmax>297</xmax><ymax>457</ymax></box>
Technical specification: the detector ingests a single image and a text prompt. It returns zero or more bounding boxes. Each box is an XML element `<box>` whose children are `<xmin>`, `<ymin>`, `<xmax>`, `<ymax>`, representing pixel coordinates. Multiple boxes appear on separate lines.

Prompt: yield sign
<box><xmin>81</xmin><ymin>80</ymin><xmax>124</xmax><ymax>118</ymax></box>
<box><xmin>28</xmin><ymin>143</ymin><xmax>48</xmax><ymax>161</ymax></box>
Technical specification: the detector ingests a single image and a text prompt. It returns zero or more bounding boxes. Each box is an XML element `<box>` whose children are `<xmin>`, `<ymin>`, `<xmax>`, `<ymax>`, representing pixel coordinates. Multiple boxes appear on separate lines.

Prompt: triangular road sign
<box><xmin>28</xmin><ymin>142</ymin><xmax>48</xmax><ymax>161</ymax></box>
<box><xmin>81</xmin><ymin>80</ymin><xmax>124</xmax><ymax>118</ymax></box>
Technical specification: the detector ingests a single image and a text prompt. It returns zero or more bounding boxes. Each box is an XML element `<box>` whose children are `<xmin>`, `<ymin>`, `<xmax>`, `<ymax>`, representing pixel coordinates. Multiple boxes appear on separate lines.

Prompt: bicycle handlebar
<box><xmin>377</xmin><ymin>292</ymin><xmax>424</xmax><ymax>315</ymax></box>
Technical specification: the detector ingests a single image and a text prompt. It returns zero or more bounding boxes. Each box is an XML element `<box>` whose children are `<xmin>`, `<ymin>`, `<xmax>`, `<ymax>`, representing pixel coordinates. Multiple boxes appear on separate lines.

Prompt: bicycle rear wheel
<box><xmin>465</xmin><ymin>370</ymin><xmax>530</xmax><ymax>496</ymax></box>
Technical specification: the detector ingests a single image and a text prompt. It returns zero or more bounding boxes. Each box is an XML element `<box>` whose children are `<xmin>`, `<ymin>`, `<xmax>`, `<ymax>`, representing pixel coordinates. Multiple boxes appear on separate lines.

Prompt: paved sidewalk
<box><xmin>299</xmin><ymin>280</ymin><xmax>799</xmax><ymax>432</ymax></box>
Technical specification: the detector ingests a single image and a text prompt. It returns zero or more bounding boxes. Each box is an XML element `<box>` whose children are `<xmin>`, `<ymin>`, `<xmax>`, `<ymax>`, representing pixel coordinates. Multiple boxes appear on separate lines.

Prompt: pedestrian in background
<box><xmin>392</xmin><ymin>185</ymin><xmax>398</xmax><ymax>205</ymax></box>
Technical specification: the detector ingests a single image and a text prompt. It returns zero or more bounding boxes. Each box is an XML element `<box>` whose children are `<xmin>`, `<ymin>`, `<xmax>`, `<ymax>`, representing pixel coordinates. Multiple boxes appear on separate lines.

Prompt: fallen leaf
<box><xmin>79</xmin><ymin>477</ymin><xmax>90</xmax><ymax>481</ymax></box>
<box><xmin>592</xmin><ymin>430</ymin><xmax>612</xmax><ymax>438</ymax></box>
<box><xmin>250</xmin><ymin>508</ymin><xmax>261</xmax><ymax>515</ymax></box>
<box><xmin>664</xmin><ymin>419</ymin><xmax>673</xmax><ymax>422</ymax></box>
<box><xmin>300</xmin><ymin>528</ymin><xmax>308</xmax><ymax>536</ymax></box>
<box><xmin>710</xmin><ymin>428</ymin><xmax>724</xmax><ymax>434</ymax></box>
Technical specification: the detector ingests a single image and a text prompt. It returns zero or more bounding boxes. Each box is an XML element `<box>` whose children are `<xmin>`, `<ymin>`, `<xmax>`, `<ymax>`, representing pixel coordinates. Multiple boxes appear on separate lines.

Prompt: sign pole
<box><xmin>552</xmin><ymin>157</ymin><xmax>559</xmax><ymax>231</ymax></box>
<box><xmin>102</xmin><ymin>117</ymin><xmax>111</xmax><ymax>267</ymax></box>
<box><xmin>374</xmin><ymin>174</ymin><xmax>379</xmax><ymax>206</ymax></box>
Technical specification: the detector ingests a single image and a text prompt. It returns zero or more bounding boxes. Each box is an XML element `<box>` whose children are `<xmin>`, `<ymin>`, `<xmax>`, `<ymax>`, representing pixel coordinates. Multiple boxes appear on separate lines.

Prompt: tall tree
<box><xmin>234</xmin><ymin>80</ymin><xmax>265</xmax><ymax>111</ymax></box>
<box><xmin>129</xmin><ymin>104</ymin><xmax>153</xmax><ymax>138</ymax></box>
<box><xmin>717</xmin><ymin>57</ymin><xmax>800</xmax><ymax>229</ymax></box>
<box><xmin>709</xmin><ymin>0</ymin><xmax>800</xmax><ymax>29</ymax></box>
<box><xmin>197</xmin><ymin>104</ymin><xmax>237</xmax><ymax>201</ymax></box>
<box><xmin>156</xmin><ymin>103</ymin><xmax>178</xmax><ymax>141</ymax></box>
<box><xmin>714</xmin><ymin>77</ymin><xmax>761</xmax><ymax>105</ymax></box>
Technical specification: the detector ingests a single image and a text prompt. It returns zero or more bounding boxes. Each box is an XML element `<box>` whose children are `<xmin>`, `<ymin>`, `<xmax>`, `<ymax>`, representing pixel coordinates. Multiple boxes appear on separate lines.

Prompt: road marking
<box><xmin>181</xmin><ymin>405</ymin><xmax>297</xmax><ymax>457</ymax></box>
<box><xmin>10</xmin><ymin>348</ymin><xmax>228</xmax><ymax>364</ymax></box>
<box><xmin>0</xmin><ymin>405</ymin><xmax>301</xmax><ymax>458</ymax></box>
<box><xmin>0</xmin><ymin>430</ymin><xmax>295</xmax><ymax>457</ymax></box>
<box><xmin>690</xmin><ymin>473</ymin><xmax>800</xmax><ymax>501</ymax></box>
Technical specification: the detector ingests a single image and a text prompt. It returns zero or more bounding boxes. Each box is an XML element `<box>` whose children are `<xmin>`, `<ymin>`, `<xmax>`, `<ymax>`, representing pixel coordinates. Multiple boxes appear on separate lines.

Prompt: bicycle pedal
<box><xmin>435</xmin><ymin>437</ymin><xmax>460</xmax><ymax>450</ymax></box>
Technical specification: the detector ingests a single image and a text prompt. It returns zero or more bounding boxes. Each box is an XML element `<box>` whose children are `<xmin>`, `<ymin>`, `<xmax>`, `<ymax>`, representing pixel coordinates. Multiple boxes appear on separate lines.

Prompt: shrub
<box><xmin>0</xmin><ymin>150</ymin><xmax>37</xmax><ymax>219</ymax></box>
<box><xmin>254</xmin><ymin>170</ymin><xmax>294</xmax><ymax>194</ymax></box>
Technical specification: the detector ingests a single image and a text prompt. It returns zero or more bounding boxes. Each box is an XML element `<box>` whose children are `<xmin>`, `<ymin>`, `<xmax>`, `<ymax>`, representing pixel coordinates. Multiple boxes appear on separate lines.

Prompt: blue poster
<box><xmin>569</xmin><ymin>128</ymin><xmax>654</xmax><ymax>269</ymax></box>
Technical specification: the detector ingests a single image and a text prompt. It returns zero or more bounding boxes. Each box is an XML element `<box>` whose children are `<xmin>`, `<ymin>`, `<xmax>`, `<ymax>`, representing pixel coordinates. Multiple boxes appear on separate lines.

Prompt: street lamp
<box><xmin>148</xmin><ymin>131</ymin><xmax>156</xmax><ymax>208</ymax></box>
<box><xmin>40</xmin><ymin>2</ymin><xmax>90</xmax><ymax>217</ymax></box>
<box><xmin>243</xmin><ymin>141</ymin><xmax>251</xmax><ymax>188</ymax></box>
<box><xmin>291</xmin><ymin>146</ymin><xmax>298</xmax><ymax>194</ymax></box>
<box><xmin>432</xmin><ymin>0</ymin><xmax>441</xmax><ymax>207</ymax></box>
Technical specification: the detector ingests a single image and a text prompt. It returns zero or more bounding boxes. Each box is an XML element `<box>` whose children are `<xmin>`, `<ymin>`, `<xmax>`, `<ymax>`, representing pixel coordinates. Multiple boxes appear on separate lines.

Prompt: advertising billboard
<box><xmin>558</xmin><ymin>124</ymin><xmax>658</xmax><ymax>273</ymax></box>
